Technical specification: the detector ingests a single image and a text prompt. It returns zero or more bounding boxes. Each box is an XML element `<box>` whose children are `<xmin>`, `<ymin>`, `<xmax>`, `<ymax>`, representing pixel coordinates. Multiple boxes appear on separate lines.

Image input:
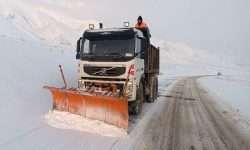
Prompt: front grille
<box><xmin>84</xmin><ymin>66</ymin><xmax>126</xmax><ymax>76</ymax></box>
<box><xmin>81</xmin><ymin>77</ymin><xmax>127</xmax><ymax>81</ymax></box>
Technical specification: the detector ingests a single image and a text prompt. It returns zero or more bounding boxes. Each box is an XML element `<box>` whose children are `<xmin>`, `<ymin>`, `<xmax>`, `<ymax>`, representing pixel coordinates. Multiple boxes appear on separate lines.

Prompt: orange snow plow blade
<box><xmin>44</xmin><ymin>86</ymin><xmax>129</xmax><ymax>129</ymax></box>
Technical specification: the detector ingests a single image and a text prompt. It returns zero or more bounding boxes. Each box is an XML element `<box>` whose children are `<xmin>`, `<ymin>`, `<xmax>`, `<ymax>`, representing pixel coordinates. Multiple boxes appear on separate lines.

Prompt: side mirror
<box><xmin>140</xmin><ymin>38</ymin><xmax>148</xmax><ymax>59</ymax></box>
<box><xmin>76</xmin><ymin>37</ymin><xmax>82</xmax><ymax>59</ymax></box>
<box><xmin>140</xmin><ymin>51</ymin><xmax>145</xmax><ymax>59</ymax></box>
<box><xmin>76</xmin><ymin>53</ymin><xmax>80</xmax><ymax>59</ymax></box>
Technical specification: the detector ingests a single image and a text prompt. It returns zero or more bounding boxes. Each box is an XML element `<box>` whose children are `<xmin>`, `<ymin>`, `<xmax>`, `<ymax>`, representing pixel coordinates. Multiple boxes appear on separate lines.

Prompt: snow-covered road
<box><xmin>127</xmin><ymin>76</ymin><xmax>250</xmax><ymax>149</ymax></box>
<box><xmin>2</xmin><ymin>75</ymin><xmax>250</xmax><ymax>149</ymax></box>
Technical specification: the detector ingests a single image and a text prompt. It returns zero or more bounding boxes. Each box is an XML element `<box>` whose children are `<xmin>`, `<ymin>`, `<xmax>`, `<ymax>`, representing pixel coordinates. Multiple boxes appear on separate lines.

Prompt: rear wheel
<box><xmin>147</xmin><ymin>77</ymin><xmax>156</xmax><ymax>103</ymax></box>
<box><xmin>154</xmin><ymin>77</ymin><xmax>158</xmax><ymax>100</ymax></box>
<box><xmin>131</xmin><ymin>82</ymin><xmax>144</xmax><ymax>115</ymax></box>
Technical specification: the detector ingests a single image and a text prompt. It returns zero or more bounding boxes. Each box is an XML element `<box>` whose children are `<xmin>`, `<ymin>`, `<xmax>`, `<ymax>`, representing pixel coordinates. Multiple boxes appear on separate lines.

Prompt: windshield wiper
<box><xmin>84</xmin><ymin>53</ymin><xmax>101</xmax><ymax>60</ymax></box>
<box><xmin>108</xmin><ymin>52</ymin><xmax>124</xmax><ymax>59</ymax></box>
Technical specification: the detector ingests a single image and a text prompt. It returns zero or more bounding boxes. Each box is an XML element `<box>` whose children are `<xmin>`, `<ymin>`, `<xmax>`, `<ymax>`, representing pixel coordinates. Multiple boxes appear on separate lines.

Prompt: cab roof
<box><xmin>83</xmin><ymin>28</ymin><xmax>144</xmax><ymax>40</ymax></box>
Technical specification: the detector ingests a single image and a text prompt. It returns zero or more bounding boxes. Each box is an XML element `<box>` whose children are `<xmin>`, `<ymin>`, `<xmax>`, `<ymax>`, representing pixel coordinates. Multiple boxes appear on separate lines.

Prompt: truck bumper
<box><xmin>78</xmin><ymin>78</ymin><xmax>136</xmax><ymax>101</ymax></box>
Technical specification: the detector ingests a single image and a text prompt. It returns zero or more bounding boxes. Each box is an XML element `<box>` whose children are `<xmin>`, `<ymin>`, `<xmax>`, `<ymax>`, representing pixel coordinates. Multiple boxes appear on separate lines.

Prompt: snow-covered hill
<box><xmin>0</xmin><ymin>0</ymin><xmax>98</xmax><ymax>46</ymax></box>
<box><xmin>151</xmin><ymin>39</ymin><xmax>250</xmax><ymax>78</ymax></box>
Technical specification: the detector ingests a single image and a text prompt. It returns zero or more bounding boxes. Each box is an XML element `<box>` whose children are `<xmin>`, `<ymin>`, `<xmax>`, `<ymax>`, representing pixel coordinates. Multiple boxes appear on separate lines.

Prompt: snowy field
<box><xmin>199</xmin><ymin>76</ymin><xmax>250</xmax><ymax>116</ymax></box>
<box><xmin>0</xmin><ymin>0</ymin><xmax>250</xmax><ymax>149</ymax></box>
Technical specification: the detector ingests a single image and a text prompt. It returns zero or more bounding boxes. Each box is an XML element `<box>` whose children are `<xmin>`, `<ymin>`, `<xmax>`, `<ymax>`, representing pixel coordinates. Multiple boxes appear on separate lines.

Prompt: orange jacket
<box><xmin>135</xmin><ymin>22</ymin><xmax>148</xmax><ymax>28</ymax></box>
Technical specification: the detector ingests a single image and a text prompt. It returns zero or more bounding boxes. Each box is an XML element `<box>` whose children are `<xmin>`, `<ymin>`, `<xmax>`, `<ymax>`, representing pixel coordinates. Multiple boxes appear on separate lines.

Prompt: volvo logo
<box><xmin>101</xmin><ymin>68</ymin><xmax>107</xmax><ymax>74</ymax></box>
<box><xmin>93</xmin><ymin>67</ymin><xmax>116</xmax><ymax>75</ymax></box>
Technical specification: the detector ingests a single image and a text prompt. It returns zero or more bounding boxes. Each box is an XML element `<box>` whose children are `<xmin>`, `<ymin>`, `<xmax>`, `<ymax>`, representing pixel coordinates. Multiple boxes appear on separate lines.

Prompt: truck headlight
<box><xmin>126</xmin><ymin>94</ymin><xmax>132</xmax><ymax>99</ymax></box>
<box><xmin>126</xmin><ymin>81</ymin><xmax>133</xmax><ymax>94</ymax></box>
<box><xmin>78</xmin><ymin>79</ymin><xmax>82</xmax><ymax>88</ymax></box>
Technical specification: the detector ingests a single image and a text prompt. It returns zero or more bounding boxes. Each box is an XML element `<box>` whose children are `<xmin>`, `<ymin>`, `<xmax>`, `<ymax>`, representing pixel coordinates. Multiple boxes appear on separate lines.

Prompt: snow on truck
<box><xmin>44</xmin><ymin>23</ymin><xmax>159</xmax><ymax>130</ymax></box>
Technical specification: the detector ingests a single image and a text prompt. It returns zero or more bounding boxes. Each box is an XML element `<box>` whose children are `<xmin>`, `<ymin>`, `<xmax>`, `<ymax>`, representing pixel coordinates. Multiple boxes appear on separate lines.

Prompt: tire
<box><xmin>147</xmin><ymin>77</ymin><xmax>155</xmax><ymax>103</ymax></box>
<box><xmin>132</xmin><ymin>82</ymin><xmax>144</xmax><ymax>115</ymax></box>
<box><xmin>154</xmin><ymin>77</ymin><xmax>158</xmax><ymax>100</ymax></box>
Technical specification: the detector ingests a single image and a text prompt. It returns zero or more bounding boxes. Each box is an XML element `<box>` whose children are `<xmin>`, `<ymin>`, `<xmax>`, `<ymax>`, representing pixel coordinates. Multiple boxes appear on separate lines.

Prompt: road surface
<box><xmin>128</xmin><ymin>76</ymin><xmax>250</xmax><ymax>150</ymax></box>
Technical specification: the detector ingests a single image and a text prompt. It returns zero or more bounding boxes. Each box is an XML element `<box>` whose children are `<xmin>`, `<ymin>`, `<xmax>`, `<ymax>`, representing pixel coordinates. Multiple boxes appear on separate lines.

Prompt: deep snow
<box><xmin>0</xmin><ymin>35</ymin><xmax>76</xmax><ymax>144</ymax></box>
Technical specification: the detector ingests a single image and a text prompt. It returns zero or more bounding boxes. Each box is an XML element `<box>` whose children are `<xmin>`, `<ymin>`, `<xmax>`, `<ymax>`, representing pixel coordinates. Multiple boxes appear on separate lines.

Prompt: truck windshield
<box><xmin>81</xmin><ymin>38</ymin><xmax>135</xmax><ymax>58</ymax></box>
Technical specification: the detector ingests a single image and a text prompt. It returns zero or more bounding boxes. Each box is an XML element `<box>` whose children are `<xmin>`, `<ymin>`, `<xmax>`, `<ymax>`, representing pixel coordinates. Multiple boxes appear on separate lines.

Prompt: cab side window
<box><xmin>135</xmin><ymin>38</ymin><xmax>141</xmax><ymax>54</ymax></box>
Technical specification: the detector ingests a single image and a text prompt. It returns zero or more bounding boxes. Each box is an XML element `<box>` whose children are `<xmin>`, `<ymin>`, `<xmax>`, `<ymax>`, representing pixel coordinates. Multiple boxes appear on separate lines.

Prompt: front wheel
<box><xmin>131</xmin><ymin>82</ymin><xmax>144</xmax><ymax>115</ymax></box>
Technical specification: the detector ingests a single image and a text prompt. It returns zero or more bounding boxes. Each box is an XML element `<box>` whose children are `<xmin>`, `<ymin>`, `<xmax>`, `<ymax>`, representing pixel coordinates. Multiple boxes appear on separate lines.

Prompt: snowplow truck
<box><xmin>44</xmin><ymin>26</ymin><xmax>159</xmax><ymax>129</ymax></box>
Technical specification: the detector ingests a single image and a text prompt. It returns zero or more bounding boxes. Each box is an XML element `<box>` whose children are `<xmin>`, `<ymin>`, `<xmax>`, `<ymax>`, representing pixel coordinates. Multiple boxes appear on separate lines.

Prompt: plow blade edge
<box><xmin>44</xmin><ymin>86</ymin><xmax>129</xmax><ymax>129</ymax></box>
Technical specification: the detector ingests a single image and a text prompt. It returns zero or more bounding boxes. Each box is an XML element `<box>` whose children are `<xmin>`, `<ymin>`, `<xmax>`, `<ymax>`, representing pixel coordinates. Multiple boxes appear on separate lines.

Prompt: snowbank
<box><xmin>0</xmin><ymin>34</ymin><xmax>77</xmax><ymax>143</ymax></box>
<box><xmin>199</xmin><ymin>76</ymin><xmax>250</xmax><ymax>116</ymax></box>
<box><xmin>43</xmin><ymin>111</ymin><xmax>128</xmax><ymax>138</ymax></box>
<box><xmin>198</xmin><ymin>76</ymin><xmax>250</xmax><ymax>139</ymax></box>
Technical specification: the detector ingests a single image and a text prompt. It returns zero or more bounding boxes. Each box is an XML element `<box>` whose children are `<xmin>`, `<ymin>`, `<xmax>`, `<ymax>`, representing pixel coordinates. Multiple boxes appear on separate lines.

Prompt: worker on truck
<box><xmin>135</xmin><ymin>16</ymin><xmax>148</xmax><ymax>28</ymax></box>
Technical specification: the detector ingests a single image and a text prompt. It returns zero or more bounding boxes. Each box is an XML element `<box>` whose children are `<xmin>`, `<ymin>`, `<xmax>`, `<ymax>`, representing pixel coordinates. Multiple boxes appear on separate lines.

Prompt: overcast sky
<box><xmin>81</xmin><ymin>0</ymin><xmax>250</xmax><ymax>61</ymax></box>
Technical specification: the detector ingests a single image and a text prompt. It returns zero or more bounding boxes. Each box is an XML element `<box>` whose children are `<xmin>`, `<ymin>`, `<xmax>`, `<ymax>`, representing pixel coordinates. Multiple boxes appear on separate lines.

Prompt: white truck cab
<box><xmin>76</xmin><ymin>27</ymin><xmax>159</xmax><ymax>115</ymax></box>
